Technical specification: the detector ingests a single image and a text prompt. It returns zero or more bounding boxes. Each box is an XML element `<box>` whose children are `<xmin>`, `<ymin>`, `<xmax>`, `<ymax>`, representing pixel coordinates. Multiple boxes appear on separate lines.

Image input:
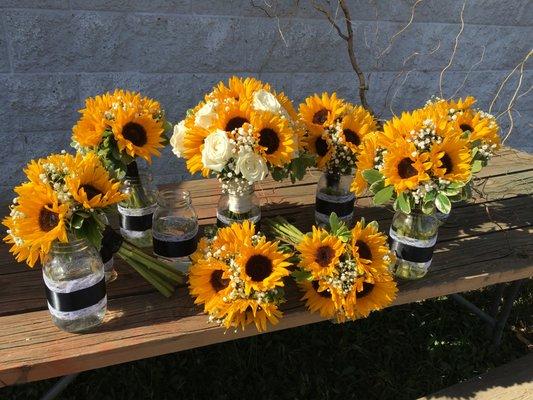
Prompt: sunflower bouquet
<box><xmin>2</xmin><ymin>152</ymin><xmax>185</xmax><ymax>298</ymax></box>
<box><xmin>298</xmin><ymin>92</ymin><xmax>377</xmax><ymax>226</ymax></box>
<box><xmin>188</xmin><ymin>221</ymin><xmax>292</xmax><ymax>332</ymax></box>
<box><xmin>72</xmin><ymin>89</ymin><xmax>171</xmax><ymax>246</ymax></box>
<box><xmin>265</xmin><ymin>214</ymin><xmax>397</xmax><ymax>322</ymax></box>
<box><xmin>170</xmin><ymin>76</ymin><xmax>313</xmax><ymax>226</ymax></box>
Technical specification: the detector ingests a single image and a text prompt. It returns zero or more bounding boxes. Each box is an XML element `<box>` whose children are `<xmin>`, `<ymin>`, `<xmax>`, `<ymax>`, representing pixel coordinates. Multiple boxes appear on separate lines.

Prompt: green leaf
<box><xmin>329</xmin><ymin>213</ymin><xmax>341</xmax><ymax>233</ymax></box>
<box><xmin>422</xmin><ymin>201</ymin><xmax>435</xmax><ymax>215</ymax></box>
<box><xmin>423</xmin><ymin>190</ymin><xmax>437</xmax><ymax>204</ymax></box>
<box><xmin>447</xmin><ymin>181</ymin><xmax>465</xmax><ymax>189</ymax></box>
<box><xmin>367</xmin><ymin>220</ymin><xmax>379</xmax><ymax>230</ymax></box>
<box><xmin>435</xmin><ymin>193</ymin><xmax>451</xmax><ymax>214</ymax></box>
<box><xmin>70</xmin><ymin>213</ymin><xmax>86</xmax><ymax>230</ymax></box>
<box><xmin>369</xmin><ymin>179</ymin><xmax>385</xmax><ymax>194</ymax></box>
<box><xmin>291</xmin><ymin>269</ymin><xmax>312</xmax><ymax>282</ymax></box>
<box><xmin>362</xmin><ymin>169</ymin><xmax>383</xmax><ymax>184</ymax></box>
<box><xmin>472</xmin><ymin>160</ymin><xmax>483</xmax><ymax>173</ymax></box>
<box><xmin>397</xmin><ymin>192</ymin><xmax>411</xmax><ymax>214</ymax></box>
<box><xmin>76</xmin><ymin>215</ymin><xmax>103</xmax><ymax>250</ymax></box>
<box><xmin>373</xmin><ymin>185</ymin><xmax>394</xmax><ymax>205</ymax></box>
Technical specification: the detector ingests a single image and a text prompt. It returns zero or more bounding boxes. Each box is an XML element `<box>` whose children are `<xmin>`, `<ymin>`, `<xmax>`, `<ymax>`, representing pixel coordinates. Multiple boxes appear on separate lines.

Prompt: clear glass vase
<box><xmin>118</xmin><ymin>161</ymin><xmax>156</xmax><ymax>248</ymax></box>
<box><xmin>389</xmin><ymin>210</ymin><xmax>440</xmax><ymax>280</ymax></box>
<box><xmin>99</xmin><ymin>215</ymin><xmax>117</xmax><ymax>283</ymax></box>
<box><xmin>216</xmin><ymin>184</ymin><xmax>261</xmax><ymax>228</ymax></box>
<box><xmin>315</xmin><ymin>172</ymin><xmax>356</xmax><ymax>227</ymax></box>
<box><xmin>42</xmin><ymin>238</ymin><xmax>106</xmax><ymax>332</ymax></box>
<box><xmin>152</xmin><ymin>189</ymin><xmax>199</xmax><ymax>273</ymax></box>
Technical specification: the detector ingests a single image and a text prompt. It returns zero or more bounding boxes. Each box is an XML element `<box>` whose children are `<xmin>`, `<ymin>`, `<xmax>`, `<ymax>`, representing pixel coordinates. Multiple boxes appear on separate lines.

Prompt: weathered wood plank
<box><xmin>0</xmin><ymin>226</ymin><xmax>531</xmax><ymax>387</ymax></box>
<box><xmin>418</xmin><ymin>353</ymin><xmax>533</xmax><ymax>400</ymax></box>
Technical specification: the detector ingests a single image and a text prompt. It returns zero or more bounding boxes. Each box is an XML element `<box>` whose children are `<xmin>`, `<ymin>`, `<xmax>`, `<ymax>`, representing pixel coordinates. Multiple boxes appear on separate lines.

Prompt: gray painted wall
<box><xmin>0</xmin><ymin>0</ymin><xmax>531</xmax><ymax>202</ymax></box>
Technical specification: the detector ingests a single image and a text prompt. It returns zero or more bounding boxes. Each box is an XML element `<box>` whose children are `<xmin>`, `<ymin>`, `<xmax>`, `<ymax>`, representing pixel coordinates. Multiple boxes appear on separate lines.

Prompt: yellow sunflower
<box><xmin>297</xmin><ymin>226</ymin><xmax>345</xmax><ymax>278</ymax></box>
<box><xmin>182</xmin><ymin>125</ymin><xmax>210</xmax><ymax>176</ymax></box>
<box><xmin>340</xmin><ymin>105</ymin><xmax>378</xmax><ymax>152</ymax></box>
<box><xmin>112</xmin><ymin>108</ymin><xmax>165</xmax><ymax>162</ymax></box>
<box><xmin>275</xmin><ymin>91</ymin><xmax>299</xmax><ymax>120</ymax></box>
<box><xmin>223</xmin><ymin>299</ymin><xmax>282</xmax><ymax>332</ymax></box>
<box><xmin>237</xmin><ymin>237</ymin><xmax>291</xmax><ymax>295</ymax></box>
<box><xmin>212</xmin><ymin>220</ymin><xmax>255</xmax><ymax>255</ymax></box>
<box><xmin>208</xmin><ymin>76</ymin><xmax>270</xmax><ymax>103</ymax></box>
<box><xmin>298</xmin><ymin>279</ymin><xmax>337</xmax><ymax>319</ymax></box>
<box><xmin>6</xmin><ymin>183</ymin><xmax>68</xmax><ymax>267</ymax></box>
<box><xmin>188</xmin><ymin>258</ymin><xmax>232</xmax><ymax>313</ymax></box>
<box><xmin>23</xmin><ymin>153</ymin><xmax>77</xmax><ymax>186</ymax></box>
<box><xmin>215</xmin><ymin>99</ymin><xmax>253</xmax><ymax>134</ymax></box>
<box><xmin>353</xmin><ymin>277</ymin><xmax>398</xmax><ymax>318</ymax></box>
<box><xmin>454</xmin><ymin>109</ymin><xmax>501</xmax><ymax>148</ymax></box>
<box><xmin>190</xmin><ymin>237</ymin><xmax>210</xmax><ymax>264</ymax></box>
<box><xmin>430</xmin><ymin>135</ymin><xmax>472</xmax><ymax>182</ymax></box>
<box><xmin>72</xmin><ymin>93</ymin><xmax>113</xmax><ymax>148</ymax></box>
<box><xmin>299</xmin><ymin>92</ymin><xmax>346</xmax><ymax>130</ymax></box>
<box><xmin>306</xmin><ymin>127</ymin><xmax>332</xmax><ymax>169</ymax></box>
<box><xmin>251</xmin><ymin>111</ymin><xmax>295</xmax><ymax>167</ymax></box>
<box><xmin>351</xmin><ymin>134</ymin><xmax>382</xmax><ymax>196</ymax></box>
<box><xmin>351</xmin><ymin>220</ymin><xmax>390</xmax><ymax>277</ymax></box>
<box><xmin>67</xmin><ymin>153</ymin><xmax>126</xmax><ymax>209</ymax></box>
<box><xmin>382</xmin><ymin>140</ymin><xmax>432</xmax><ymax>193</ymax></box>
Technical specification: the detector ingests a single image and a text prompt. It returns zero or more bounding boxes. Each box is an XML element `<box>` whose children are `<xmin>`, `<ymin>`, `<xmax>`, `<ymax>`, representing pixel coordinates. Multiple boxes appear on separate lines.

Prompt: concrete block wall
<box><xmin>0</xmin><ymin>0</ymin><xmax>531</xmax><ymax>201</ymax></box>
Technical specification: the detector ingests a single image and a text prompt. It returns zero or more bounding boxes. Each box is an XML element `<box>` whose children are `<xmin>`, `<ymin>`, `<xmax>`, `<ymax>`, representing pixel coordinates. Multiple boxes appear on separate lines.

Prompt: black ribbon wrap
<box><xmin>119</xmin><ymin>212</ymin><xmax>153</xmax><ymax>232</ymax></box>
<box><xmin>99</xmin><ymin>226</ymin><xmax>124</xmax><ymax>263</ymax></box>
<box><xmin>390</xmin><ymin>239</ymin><xmax>435</xmax><ymax>263</ymax></box>
<box><xmin>315</xmin><ymin>197</ymin><xmax>355</xmax><ymax>218</ymax></box>
<box><xmin>153</xmin><ymin>235</ymin><xmax>198</xmax><ymax>258</ymax></box>
<box><xmin>45</xmin><ymin>277</ymin><xmax>106</xmax><ymax>312</ymax></box>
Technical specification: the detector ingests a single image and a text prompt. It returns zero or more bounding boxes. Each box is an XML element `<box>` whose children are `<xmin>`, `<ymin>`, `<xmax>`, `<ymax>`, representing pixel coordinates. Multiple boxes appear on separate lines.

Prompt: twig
<box><xmin>450</xmin><ymin>45</ymin><xmax>486</xmax><ymax>99</ymax></box>
<box><xmin>501</xmin><ymin>55</ymin><xmax>529</xmax><ymax>143</ymax></box>
<box><xmin>439</xmin><ymin>0</ymin><xmax>466</xmax><ymax>97</ymax></box>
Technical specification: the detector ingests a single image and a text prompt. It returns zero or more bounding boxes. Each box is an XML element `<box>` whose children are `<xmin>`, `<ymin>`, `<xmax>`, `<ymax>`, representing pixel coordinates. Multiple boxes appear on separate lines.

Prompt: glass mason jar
<box><xmin>389</xmin><ymin>210</ymin><xmax>440</xmax><ymax>280</ymax></box>
<box><xmin>99</xmin><ymin>215</ymin><xmax>117</xmax><ymax>283</ymax></box>
<box><xmin>42</xmin><ymin>239</ymin><xmax>106</xmax><ymax>332</ymax></box>
<box><xmin>152</xmin><ymin>189</ymin><xmax>199</xmax><ymax>273</ymax></box>
<box><xmin>216</xmin><ymin>184</ymin><xmax>261</xmax><ymax>228</ymax></box>
<box><xmin>315</xmin><ymin>172</ymin><xmax>356</xmax><ymax>227</ymax></box>
<box><xmin>118</xmin><ymin>161</ymin><xmax>157</xmax><ymax>248</ymax></box>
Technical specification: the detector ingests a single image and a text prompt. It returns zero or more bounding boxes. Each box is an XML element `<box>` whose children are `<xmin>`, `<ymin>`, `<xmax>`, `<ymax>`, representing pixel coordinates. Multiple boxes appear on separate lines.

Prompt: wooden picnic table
<box><xmin>0</xmin><ymin>147</ymin><xmax>531</xmax><ymax>388</ymax></box>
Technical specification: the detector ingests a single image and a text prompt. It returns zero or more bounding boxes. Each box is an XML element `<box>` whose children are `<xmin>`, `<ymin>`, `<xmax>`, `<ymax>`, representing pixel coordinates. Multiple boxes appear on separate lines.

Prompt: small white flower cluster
<box><xmin>374</xmin><ymin>148</ymin><xmax>387</xmax><ymax>171</ymax></box>
<box><xmin>405</xmin><ymin>119</ymin><xmax>442</xmax><ymax>152</ymax></box>
<box><xmin>478</xmin><ymin>143</ymin><xmax>498</xmax><ymax>159</ymax></box>
<box><xmin>411</xmin><ymin>181</ymin><xmax>438</xmax><ymax>204</ymax></box>
<box><xmin>324</xmin><ymin>257</ymin><xmax>359</xmax><ymax>296</ymax></box>
<box><xmin>219</xmin><ymin>176</ymin><xmax>253</xmax><ymax>197</ymax></box>
<box><xmin>39</xmin><ymin>162</ymin><xmax>73</xmax><ymax>203</ymax></box>
<box><xmin>324</xmin><ymin>123</ymin><xmax>356</xmax><ymax>174</ymax></box>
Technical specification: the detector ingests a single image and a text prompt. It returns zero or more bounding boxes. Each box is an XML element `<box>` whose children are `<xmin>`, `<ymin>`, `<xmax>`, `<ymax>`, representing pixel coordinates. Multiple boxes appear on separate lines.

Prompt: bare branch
<box><xmin>439</xmin><ymin>0</ymin><xmax>466</xmax><ymax>97</ymax></box>
<box><xmin>311</xmin><ymin>1</ymin><xmax>348</xmax><ymax>39</ymax></box>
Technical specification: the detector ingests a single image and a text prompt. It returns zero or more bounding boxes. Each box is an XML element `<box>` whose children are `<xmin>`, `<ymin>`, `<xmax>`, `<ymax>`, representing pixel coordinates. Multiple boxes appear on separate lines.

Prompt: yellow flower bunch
<box><xmin>171</xmin><ymin>76</ymin><xmax>311</xmax><ymax>190</ymax></box>
<box><xmin>188</xmin><ymin>221</ymin><xmax>292</xmax><ymax>332</ymax></box>
<box><xmin>353</xmin><ymin>96</ymin><xmax>500</xmax><ymax>215</ymax></box>
<box><xmin>299</xmin><ymin>92</ymin><xmax>377</xmax><ymax>173</ymax></box>
<box><xmin>3</xmin><ymin>152</ymin><xmax>126</xmax><ymax>267</ymax></box>
<box><xmin>72</xmin><ymin>89</ymin><xmax>167</xmax><ymax>166</ymax></box>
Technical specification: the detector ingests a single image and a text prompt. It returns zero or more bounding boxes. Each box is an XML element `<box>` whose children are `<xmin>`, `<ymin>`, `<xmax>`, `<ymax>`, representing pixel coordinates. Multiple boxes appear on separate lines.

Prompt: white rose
<box><xmin>234</xmin><ymin>150</ymin><xmax>268</xmax><ymax>183</ymax></box>
<box><xmin>170</xmin><ymin>121</ymin><xmax>187</xmax><ymax>158</ymax></box>
<box><xmin>201</xmin><ymin>129</ymin><xmax>234</xmax><ymax>172</ymax></box>
<box><xmin>194</xmin><ymin>101</ymin><xmax>219</xmax><ymax>129</ymax></box>
<box><xmin>252</xmin><ymin>89</ymin><xmax>287</xmax><ymax>117</ymax></box>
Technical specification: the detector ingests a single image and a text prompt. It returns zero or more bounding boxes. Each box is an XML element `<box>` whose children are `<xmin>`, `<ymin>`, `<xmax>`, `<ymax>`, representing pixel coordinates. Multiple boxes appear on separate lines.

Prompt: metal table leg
<box><xmin>40</xmin><ymin>373</ymin><xmax>79</xmax><ymax>400</ymax></box>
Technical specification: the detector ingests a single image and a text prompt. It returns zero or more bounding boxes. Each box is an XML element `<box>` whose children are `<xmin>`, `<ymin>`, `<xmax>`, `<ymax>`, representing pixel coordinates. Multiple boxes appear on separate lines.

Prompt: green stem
<box><xmin>119</xmin><ymin>243</ymin><xmax>185</xmax><ymax>285</ymax></box>
<box><xmin>118</xmin><ymin>249</ymin><xmax>174</xmax><ymax>298</ymax></box>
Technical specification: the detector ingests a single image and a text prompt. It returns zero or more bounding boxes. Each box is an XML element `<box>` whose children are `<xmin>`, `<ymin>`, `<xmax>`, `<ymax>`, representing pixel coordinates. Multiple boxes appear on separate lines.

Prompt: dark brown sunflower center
<box><xmin>356</xmin><ymin>240</ymin><xmax>372</xmax><ymax>260</ymax></box>
<box><xmin>225</xmin><ymin>117</ymin><xmax>249</xmax><ymax>132</ymax></box>
<box><xmin>316</xmin><ymin>245</ymin><xmax>335</xmax><ymax>268</ymax></box>
<box><xmin>459</xmin><ymin>123</ymin><xmax>473</xmax><ymax>133</ymax></box>
<box><xmin>312</xmin><ymin>280</ymin><xmax>331</xmax><ymax>298</ymax></box>
<box><xmin>343</xmin><ymin>129</ymin><xmax>360</xmax><ymax>146</ymax></box>
<box><xmin>315</xmin><ymin>137</ymin><xmax>329</xmax><ymax>157</ymax></box>
<box><xmin>245</xmin><ymin>254</ymin><xmax>273</xmax><ymax>282</ymax></box>
<box><xmin>80</xmin><ymin>184</ymin><xmax>102</xmax><ymax>200</ymax></box>
<box><xmin>210</xmin><ymin>270</ymin><xmax>229</xmax><ymax>292</ymax></box>
<box><xmin>441</xmin><ymin>153</ymin><xmax>453</xmax><ymax>174</ymax></box>
<box><xmin>258</xmin><ymin>128</ymin><xmax>280</xmax><ymax>154</ymax></box>
<box><xmin>358</xmin><ymin>282</ymin><xmax>375</xmax><ymax>299</ymax></box>
<box><xmin>122</xmin><ymin>122</ymin><xmax>147</xmax><ymax>146</ymax></box>
<box><xmin>312</xmin><ymin>108</ymin><xmax>328</xmax><ymax>125</ymax></box>
<box><xmin>398</xmin><ymin>158</ymin><xmax>418</xmax><ymax>179</ymax></box>
<box><xmin>39</xmin><ymin>206</ymin><xmax>59</xmax><ymax>232</ymax></box>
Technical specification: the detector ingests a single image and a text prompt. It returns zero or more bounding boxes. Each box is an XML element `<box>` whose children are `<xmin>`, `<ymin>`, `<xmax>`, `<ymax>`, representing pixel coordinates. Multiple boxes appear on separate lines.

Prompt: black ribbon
<box><xmin>153</xmin><ymin>235</ymin><xmax>199</xmax><ymax>258</ymax></box>
<box><xmin>119</xmin><ymin>212</ymin><xmax>153</xmax><ymax>231</ymax></box>
<box><xmin>315</xmin><ymin>197</ymin><xmax>355</xmax><ymax>218</ymax></box>
<box><xmin>45</xmin><ymin>277</ymin><xmax>106</xmax><ymax>312</ymax></box>
<box><xmin>99</xmin><ymin>225</ymin><xmax>123</xmax><ymax>263</ymax></box>
<box><xmin>390</xmin><ymin>239</ymin><xmax>435</xmax><ymax>263</ymax></box>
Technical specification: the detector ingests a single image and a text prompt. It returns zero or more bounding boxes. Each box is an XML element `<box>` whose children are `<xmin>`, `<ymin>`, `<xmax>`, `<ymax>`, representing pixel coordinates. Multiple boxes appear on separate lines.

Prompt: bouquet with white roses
<box><xmin>171</xmin><ymin>76</ymin><xmax>313</xmax><ymax>226</ymax></box>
